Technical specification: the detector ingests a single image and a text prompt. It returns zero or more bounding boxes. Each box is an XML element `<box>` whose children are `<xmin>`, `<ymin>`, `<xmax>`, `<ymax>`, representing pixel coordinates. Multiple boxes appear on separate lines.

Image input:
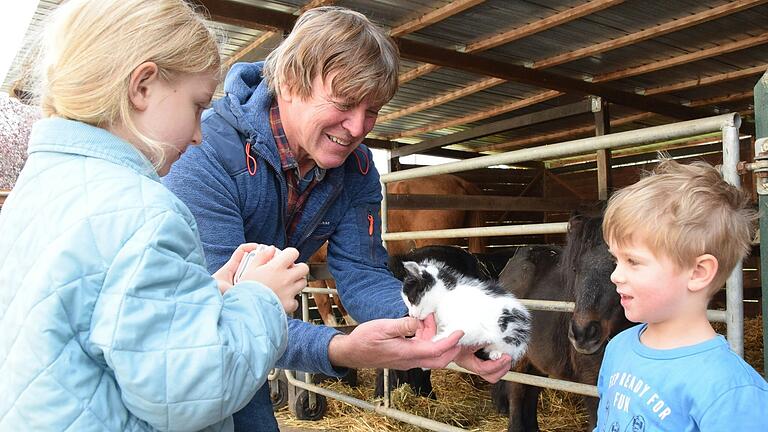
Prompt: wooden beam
<box><xmin>200</xmin><ymin>0</ymin><xmax>706</xmax><ymax>124</ymax></box>
<box><xmin>386</xmin><ymin>193</ymin><xmax>599</xmax><ymax>212</ymax></box>
<box><xmin>594</xmin><ymin>98</ymin><xmax>612</xmax><ymax>200</ymax></box>
<box><xmin>222</xmin><ymin>0</ymin><xmax>336</xmax><ymax>68</ymax></box>
<box><xmin>465</xmin><ymin>0</ymin><xmax>624</xmax><ymax>53</ymax></box>
<box><xmin>534</xmin><ymin>0</ymin><xmax>768</xmax><ymax>69</ymax></box>
<box><xmin>386</xmin><ymin>90</ymin><xmax>562</xmax><ymax>139</ymax></box>
<box><xmin>386</xmin><ymin>4</ymin><xmax>762</xmax><ymax>133</ymax></box>
<box><xmin>398</xmin><ymin>0</ymin><xmax>623</xmax><ymax>85</ymax></box>
<box><xmin>379</xmin><ymin>77</ymin><xmax>505</xmax><ymax>123</ymax></box>
<box><xmin>477</xmin><ymin>91</ymin><xmax>755</xmax><ymax>154</ymax></box>
<box><xmin>593</xmin><ymin>33</ymin><xmax>768</xmax><ymax>83</ymax></box>
<box><xmin>476</xmin><ymin>112</ymin><xmax>655</xmax><ymax>153</ymax></box>
<box><xmin>396</xmin><ymin>38</ymin><xmax>706</xmax><ymax>119</ymax></box>
<box><xmin>198</xmin><ymin>0</ymin><xmax>296</xmax><ymax>31</ymax></box>
<box><xmin>686</xmin><ymin>90</ymin><xmax>754</xmax><ymax>107</ymax></box>
<box><xmin>391</xmin><ymin>99</ymin><xmax>594</xmax><ymax>157</ymax></box>
<box><xmin>224</xmin><ymin>31</ymin><xmax>275</xmax><ymax>67</ymax></box>
<box><xmin>641</xmin><ymin>64</ymin><xmax>768</xmax><ymax>95</ymax></box>
<box><xmin>389</xmin><ymin>0</ymin><xmax>485</xmax><ymax>37</ymax></box>
<box><xmin>398</xmin><ymin>64</ymin><xmax>439</xmax><ymax>85</ymax></box>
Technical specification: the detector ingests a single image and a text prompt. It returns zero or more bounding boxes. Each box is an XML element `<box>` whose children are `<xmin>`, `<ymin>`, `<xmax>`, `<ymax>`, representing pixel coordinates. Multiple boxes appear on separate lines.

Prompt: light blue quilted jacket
<box><xmin>0</xmin><ymin>118</ymin><xmax>288</xmax><ymax>431</ymax></box>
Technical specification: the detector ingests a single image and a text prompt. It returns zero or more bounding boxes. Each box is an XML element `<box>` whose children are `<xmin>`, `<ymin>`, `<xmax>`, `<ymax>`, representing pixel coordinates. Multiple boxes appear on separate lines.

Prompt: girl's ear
<box><xmin>688</xmin><ymin>253</ymin><xmax>718</xmax><ymax>293</ymax></box>
<box><xmin>128</xmin><ymin>62</ymin><xmax>160</xmax><ymax>111</ymax></box>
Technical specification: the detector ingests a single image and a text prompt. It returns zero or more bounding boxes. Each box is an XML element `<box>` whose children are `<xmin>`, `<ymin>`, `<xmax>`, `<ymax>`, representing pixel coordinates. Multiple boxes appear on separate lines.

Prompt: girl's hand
<box><xmin>213</xmin><ymin>243</ymin><xmax>274</xmax><ymax>294</ymax></box>
<box><xmin>239</xmin><ymin>247</ymin><xmax>308</xmax><ymax>313</ymax></box>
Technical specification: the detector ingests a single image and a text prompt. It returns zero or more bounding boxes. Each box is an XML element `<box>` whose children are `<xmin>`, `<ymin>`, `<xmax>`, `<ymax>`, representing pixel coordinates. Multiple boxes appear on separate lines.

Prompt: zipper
<box><xmin>246</xmin><ymin>137</ymin><xmax>288</xmax><ymax>237</ymax></box>
<box><xmin>296</xmin><ymin>186</ymin><xmax>342</xmax><ymax>248</ymax></box>
<box><xmin>368</xmin><ymin>210</ymin><xmax>375</xmax><ymax>260</ymax></box>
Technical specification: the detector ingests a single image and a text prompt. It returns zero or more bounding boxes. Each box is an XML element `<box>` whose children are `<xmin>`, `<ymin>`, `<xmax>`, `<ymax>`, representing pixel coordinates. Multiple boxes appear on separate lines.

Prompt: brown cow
<box><xmin>312</xmin><ymin>173</ymin><xmax>485</xmax><ymax>326</ymax></box>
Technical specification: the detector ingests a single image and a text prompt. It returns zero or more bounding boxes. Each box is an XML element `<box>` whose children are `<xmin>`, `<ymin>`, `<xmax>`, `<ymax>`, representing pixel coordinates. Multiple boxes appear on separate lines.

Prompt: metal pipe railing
<box><xmin>381</xmin><ymin>113</ymin><xmax>740</xmax><ymax>183</ymax></box>
<box><xmin>721</xmin><ymin>115</ymin><xmax>745</xmax><ymax>356</ymax></box>
<box><xmin>283</xmin><ymin>369</ymin><xmax>468</xmax><ymax>432</ymax></box>
<box><xmin>286</xmin><ymin>113</ymin><xmax>745</xmax><ymax>430</ymax></box>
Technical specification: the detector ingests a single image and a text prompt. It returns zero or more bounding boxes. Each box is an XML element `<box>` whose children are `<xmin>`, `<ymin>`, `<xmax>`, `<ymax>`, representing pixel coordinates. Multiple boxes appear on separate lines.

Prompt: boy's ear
<box><xmin>688</xmin><ymin>253</ymin><xmax>718</xmax><ymax>293</ymax></box>
<box><xmin>128</xmin><ymin>62</ymin><xmax>160</xmax><ymax>112</ymax></box>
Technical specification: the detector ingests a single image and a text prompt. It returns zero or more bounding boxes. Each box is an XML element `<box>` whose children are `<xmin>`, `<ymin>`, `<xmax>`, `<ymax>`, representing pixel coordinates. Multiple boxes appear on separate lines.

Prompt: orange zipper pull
<box><xmin>367</xmin><ymin>213</ymin><xmax>374</xmax><ymax>236</ymax></box>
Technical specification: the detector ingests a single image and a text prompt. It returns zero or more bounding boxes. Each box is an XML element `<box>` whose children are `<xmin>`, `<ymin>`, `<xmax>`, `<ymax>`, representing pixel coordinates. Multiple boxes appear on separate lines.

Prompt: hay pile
<box><xmin>276</xmin><ymin>368</ymin><xmax>588</xmax><ymax>431</ymax></box>
<box><xmin>278</xmin><ymin>315</ymin><xmax>764</xmax><ymax>431</ymax></box>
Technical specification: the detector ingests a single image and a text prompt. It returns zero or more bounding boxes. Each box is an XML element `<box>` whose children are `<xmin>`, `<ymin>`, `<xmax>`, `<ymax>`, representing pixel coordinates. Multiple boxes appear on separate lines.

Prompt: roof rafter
<box><xmin>641</xmin><ymin>64</ymin><xmax>768</xmax><ymax>95</ymax></box>
<box><xmin>379</xmin><ymin>77</ymin><xmax>505</xmax><ymax>123</ymax></box>
<box><xmin>397</xmin><ymin>0</ymin><xmax>623</xmax><ymax>85</ymax></box>
<box><xmin>593</xmin><ymin>32</ymin><xmax>768</xmax><ymax>82</ymax></box>
<box><xmin>221</xmin><ymin>0</ymin><xmax>336</xmax><ymax>68</ymax></box>
<box><xmin>386</xmin><ymin>90</ymin><xmax>563</xmax><ymax>139</ymax></box>
<box><xmin>534</xmin><ymin>0</ymin><xmax>767</xmax><ymax>69</ymax></box>
<box><xmin>476</xmin><ymin>92</ymin><xmax>754</xmax><ymax>153</ymax></box>
<box><xmin>198</xmin><ymin>1</ymin><xmax>711</xmax><ymax>128</ymax></box>
<box><xmin>389</xmin><ymin>0</ymin><xmax>485</xmax><ymax>37</ymax></box>
<box><xmin>382</xmin><ymin>0</ymin><xmax>763</xmax><ymax>130</ymax></box>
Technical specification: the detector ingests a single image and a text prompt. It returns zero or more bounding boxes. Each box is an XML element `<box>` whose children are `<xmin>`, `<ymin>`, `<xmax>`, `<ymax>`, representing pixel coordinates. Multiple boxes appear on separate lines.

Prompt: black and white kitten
<box><xmin>401</xmin><ymin>259</ymin><xmax>531</xmax><ymax>362</ymax></box>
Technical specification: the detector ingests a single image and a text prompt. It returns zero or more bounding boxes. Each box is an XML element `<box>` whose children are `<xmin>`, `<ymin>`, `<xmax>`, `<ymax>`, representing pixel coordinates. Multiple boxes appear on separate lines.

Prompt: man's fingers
<box><xmin>432</xmin><ymin>330</ymin><xmax>463</xmax><ymax>349</ymax></box>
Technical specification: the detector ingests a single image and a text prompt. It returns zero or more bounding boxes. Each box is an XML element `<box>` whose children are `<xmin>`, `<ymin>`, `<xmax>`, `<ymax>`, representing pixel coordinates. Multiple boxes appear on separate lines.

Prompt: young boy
<box><xmin>596</xmin><ymin>159</ymin><xmax>768</xmax><ymax>431</ymax></box>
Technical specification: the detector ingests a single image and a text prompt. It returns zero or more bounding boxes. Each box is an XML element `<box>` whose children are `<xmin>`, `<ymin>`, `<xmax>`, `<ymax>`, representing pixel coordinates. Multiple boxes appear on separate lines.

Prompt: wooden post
<box><xmin>594</xmin><ymin>97</ymin><xmax>612</xmax><ymax>201</ymax></box>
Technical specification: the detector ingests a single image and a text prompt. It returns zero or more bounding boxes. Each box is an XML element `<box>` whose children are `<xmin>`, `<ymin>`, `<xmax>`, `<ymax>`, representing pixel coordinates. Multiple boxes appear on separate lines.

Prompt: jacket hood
<box><xmin>211</xmin><ymin>61</ymin><xmax>273</xmax><ymax>140</ymax></box>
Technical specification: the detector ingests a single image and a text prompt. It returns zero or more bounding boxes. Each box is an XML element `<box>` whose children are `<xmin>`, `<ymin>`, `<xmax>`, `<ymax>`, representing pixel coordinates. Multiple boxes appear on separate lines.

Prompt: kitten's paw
<box><xmin>488</xmin><ymin>350</ymin><xmax>503</xmax><ymax>360</ymax></box>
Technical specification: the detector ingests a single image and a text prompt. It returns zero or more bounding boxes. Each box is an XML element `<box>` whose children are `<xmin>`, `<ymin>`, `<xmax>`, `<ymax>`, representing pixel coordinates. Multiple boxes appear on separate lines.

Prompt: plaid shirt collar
<box><xmin>269</xmin><ymin>100</ymin><xmax>327</xmax><ymax>237</ymax></box>
<box><xmin>269</xmin><ymin>101</ymin><xmax>326</xmax><ymax>183</ymax></box>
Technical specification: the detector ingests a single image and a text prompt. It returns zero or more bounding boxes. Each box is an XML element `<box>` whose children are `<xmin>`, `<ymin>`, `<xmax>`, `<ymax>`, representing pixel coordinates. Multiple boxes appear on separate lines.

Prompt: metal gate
<box><xmin>285</xmin><ymin>112</ymin><xmax>747</xmax><ymax>431</ymax></box>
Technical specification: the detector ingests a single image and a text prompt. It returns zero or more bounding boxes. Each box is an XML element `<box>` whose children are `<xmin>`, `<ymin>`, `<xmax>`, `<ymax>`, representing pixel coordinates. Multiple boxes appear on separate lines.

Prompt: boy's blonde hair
<box><xmin>603</xmin><ymin>158</ymin><xmax>754</xmax><ymax>293</ymax></box>
<box><xmin>262</xmin><ymin>6</ymin><xmax>399</xmax><ymax>107</ymax></box>
<box><xmin>36</xmin><ymin>0</ymin><xmax>221</xmax><ymax>168</ymax></box>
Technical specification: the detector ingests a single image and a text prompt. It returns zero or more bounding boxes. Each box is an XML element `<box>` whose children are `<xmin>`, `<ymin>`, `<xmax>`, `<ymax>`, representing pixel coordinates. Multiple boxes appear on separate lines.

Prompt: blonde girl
<box><xmin>0</xmin><ymin>1</ymin><xmax>307</xmax><ymax>430</ymax></box>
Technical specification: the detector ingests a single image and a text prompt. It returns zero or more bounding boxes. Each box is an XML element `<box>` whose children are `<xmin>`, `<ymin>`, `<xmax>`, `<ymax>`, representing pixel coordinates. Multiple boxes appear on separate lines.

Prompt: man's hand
<box><xmin>327</xmin><ymin>315</ymin><xmax>463</xmax><ymax>370</ymax></box>
<box><xmin>453</xmin><ymin>347</ymin><xmax>512</xmax><ymax>383</ymax></box>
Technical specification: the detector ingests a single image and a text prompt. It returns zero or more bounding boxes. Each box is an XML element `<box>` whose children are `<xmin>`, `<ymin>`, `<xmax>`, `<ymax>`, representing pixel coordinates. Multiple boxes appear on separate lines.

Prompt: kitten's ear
<box><xmin>402</xmin><ymin>261</ymin><xmax>421</xmax><ymax>278</ymax></box>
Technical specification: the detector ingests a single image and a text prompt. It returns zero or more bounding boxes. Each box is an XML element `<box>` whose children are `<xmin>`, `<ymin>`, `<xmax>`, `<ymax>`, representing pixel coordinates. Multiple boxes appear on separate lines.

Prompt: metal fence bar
<box><xmin>446</xmin><ymin>364</ymin><xmax>599</xmax><ymax>398</ymax></box>
<box><xmin>754</xmin><ymin>69</ymin><xmax>768</xmax><ymax>377</ymax></box>
<box><xmin>382</xmin><ymin>222</ymin><xmax>569</xmax><ymax>241</ymax></box>
<box><xmin>721</xmin><ymin>115</ymin><xmax>745</xmax><ymax>356</ymax></box>
<box><xmin>302</xmin><ymin>286</ymin><xmax>728</xmax><ymax>322</ymax></box>
<box><xmin>381</xmin><ymin>113</ymin><xmax>739</xmax><ymax>183</ymax></box>
<box><xmin>283</xmin><ymin>369</ymin><xmax>468</xmax><ymax>432</ymax></box>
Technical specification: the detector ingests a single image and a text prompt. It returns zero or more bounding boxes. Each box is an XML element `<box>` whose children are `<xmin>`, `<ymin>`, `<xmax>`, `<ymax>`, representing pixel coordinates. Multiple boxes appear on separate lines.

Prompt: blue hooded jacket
<box><xmin>164</xmin><ymin>62</ymin><xmax>408</xmax><ymax>376</ymax></box>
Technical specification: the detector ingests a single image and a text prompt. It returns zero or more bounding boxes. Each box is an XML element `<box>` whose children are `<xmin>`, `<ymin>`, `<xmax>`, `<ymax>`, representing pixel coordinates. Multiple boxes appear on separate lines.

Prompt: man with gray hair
<box><xmin>164</xmin><ymin>7</ymin><xmax>511</xmax><ymax>429</ymax></box>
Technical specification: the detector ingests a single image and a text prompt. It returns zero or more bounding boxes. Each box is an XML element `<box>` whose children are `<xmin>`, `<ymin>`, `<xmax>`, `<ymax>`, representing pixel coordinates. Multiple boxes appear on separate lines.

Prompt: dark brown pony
<box><xmin>493</xmin><ymin>214</ymin><xmax>630</xmax><ymax>432</ymax></box>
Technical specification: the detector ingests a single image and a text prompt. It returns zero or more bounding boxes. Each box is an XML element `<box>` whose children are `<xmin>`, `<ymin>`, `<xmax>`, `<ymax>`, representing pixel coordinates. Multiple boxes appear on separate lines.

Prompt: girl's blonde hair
<box><xmin>262</xmin><ymin>6</ymin><xmax>399</xmax><ymax>107</ymax></box>
<box><xmin>603</xmin><ymin>158</ymin><xmax>755</xmax><ymax>293</ymax></box>
<box><xmin>36</xmin><ymin>0</ymin><xmax>221</xmax><ymax>168</ymax></box>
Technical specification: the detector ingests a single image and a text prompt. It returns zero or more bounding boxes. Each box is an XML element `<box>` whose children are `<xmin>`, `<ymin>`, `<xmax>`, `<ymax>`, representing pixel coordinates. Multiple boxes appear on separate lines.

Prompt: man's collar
<box><xmin>269</xmin><ymin>100</ymin><xmax>326</xmax><ymax>181</ymax></box>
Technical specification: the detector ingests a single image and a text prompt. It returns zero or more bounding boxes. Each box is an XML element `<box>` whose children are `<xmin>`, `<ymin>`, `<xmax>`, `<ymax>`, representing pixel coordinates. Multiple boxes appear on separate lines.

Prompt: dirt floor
<box><xmin>275</xmin><ymin>316</ymin><xmax>764</xmax><ymax>431</ymax></box>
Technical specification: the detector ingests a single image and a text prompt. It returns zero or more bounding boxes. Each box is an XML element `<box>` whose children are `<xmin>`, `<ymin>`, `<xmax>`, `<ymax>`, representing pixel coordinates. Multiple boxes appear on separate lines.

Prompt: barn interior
<box><xmin>2</xmin><ymin>0</ymin><xmax>767</xmax><ymax>430</ymax></box>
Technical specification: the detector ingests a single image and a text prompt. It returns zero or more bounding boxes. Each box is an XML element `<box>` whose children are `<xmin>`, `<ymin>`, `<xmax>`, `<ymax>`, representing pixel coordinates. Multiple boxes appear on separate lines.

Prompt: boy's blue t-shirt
<box><xmin>595</xmin><ymin>324</ymin><xmax>768</xmax><ymax>432</ymax></box>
